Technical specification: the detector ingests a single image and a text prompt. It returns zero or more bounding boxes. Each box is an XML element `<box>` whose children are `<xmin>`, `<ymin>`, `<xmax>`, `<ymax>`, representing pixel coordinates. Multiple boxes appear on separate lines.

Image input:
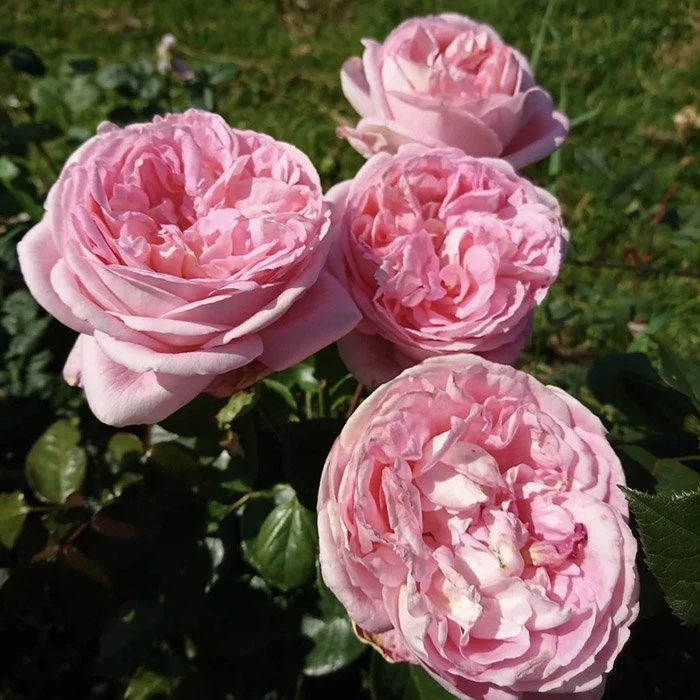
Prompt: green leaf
<box><xmin>107</xmin><ymin>432</ymin><xmax>144</xmax><ymax>469</ymax></box>
<box><xmin>244</xmin><ymin>484</ymin><xmax>317</xmax><ymax>590</ymax></box>
<box><xmin>29</xmin><ymin>77</ymin><xmax>64</xmax><ymax>111</ymax></box>
<box><xmin>124</xmin><ymin>647</ymin><xmax>197</xmax><ymax>700</ymax></box>
<box><xmin>66</xmin><ymin>75</ymin><xmax>101</xmax><ymax>112</ymax></box>
<box><xmin>96</xmin><ymin>62</ymin><xmax>134</xmax><ymax>89</ymax></box>
<box><xmin>203</xmin><ymin>62</ymin><xmax>239</xmax><ymax>85</ymax></box>
<box><xmin>125</xmin><ymin>665</ymin><xmax>180</xmax><ymax>699</ymax></box>
<box><xmin>369</xmin><ymin>654</ymin><xmax>453</xmax><ymax>700</ymax></box>
<box><xmin>302</xmin><ymin>573</ymin><xmax>365</xmax><ymax>676</ymax></box>
<box><xmin>618</xmin><ymin>445</ymin><xmax>700</xmax><ymax>494</ymax></box>
<box><xmin>147</xmin><ymin>441</ymin><xmax>201</xmax><ymax>479</ymax></box>
<box><xmin>0</xmin><ymin>156</ymin><xmax>20</xmax><ymax>181</ymax></box>
<box><xmin>654</xmin><ymin>460</ymin><xmax>700</xmax><ymax>494</ymax></box>
<box><xmin>0</xmin><ymin>491</ymin><xmax>29</xmax><ymax>549</ymax></box>
<box><xmin>216</xmin><ymin>388</ymin><xmax>259</xmax><ymax>429</ymax></box>
<box><xmin>658</xmin><ymin>342</ymin><xmax>700</xmax><ymax>415</ymax></box>
<box><xmin>25</xmin><ymin>419</ymin><xmax>87</xmax><ymax>503</ymax></box>
<box><xmin>623</xmin><ymin>488</ymin><xmax>700</xmax><ymax>625</ymax></box>
<box><xmin>139</xmin><ymin>75</ymin><xmax>162</xmax><ymax>101</ymax></box>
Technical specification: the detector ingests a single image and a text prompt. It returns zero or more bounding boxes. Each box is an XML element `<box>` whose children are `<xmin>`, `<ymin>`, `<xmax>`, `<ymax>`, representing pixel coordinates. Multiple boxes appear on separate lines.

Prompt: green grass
<box><xmin>3</xmin><ymin>0</ymin><xmax>699</xmax><ymax>367</ymax></box>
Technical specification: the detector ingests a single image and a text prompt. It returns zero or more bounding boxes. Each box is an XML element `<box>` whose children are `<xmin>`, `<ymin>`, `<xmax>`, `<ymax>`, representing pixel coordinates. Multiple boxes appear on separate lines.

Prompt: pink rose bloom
<box><xmin>318</xmin><ymin>354</ymin><xmax>639</xmax><ymax>700</ymax></box>
<box><xmin>338</xmin><ymin>14</ymin><xmax>568</xmax><ymax>168</ymax></box>
<box><xmin>328</xmin><ymin>146</ymin><xmax>567</xmax><ymax>386</ymax></box>
<box><xmin>18</xmin><ymin>109</ymin><xmax>360</xmax><ymax>426</ymax></box>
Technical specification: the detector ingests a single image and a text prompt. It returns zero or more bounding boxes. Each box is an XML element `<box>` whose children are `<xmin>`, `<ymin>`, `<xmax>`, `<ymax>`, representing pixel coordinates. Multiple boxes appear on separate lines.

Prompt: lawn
<box><xmin>1</xmin><ymin>1</ymin><xmax>699</xmax><ymax>699</ymax></box>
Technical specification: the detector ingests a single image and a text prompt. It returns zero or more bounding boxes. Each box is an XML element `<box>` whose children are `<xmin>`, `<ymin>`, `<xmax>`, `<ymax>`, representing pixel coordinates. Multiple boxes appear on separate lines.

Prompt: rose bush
<box><xmin>18</xmin><ymin>109</ymin><xmax>360</xmax><ymax>426</ymax></box>
<box><xmin>318</xmin><ymin>354</ymin><xmax>639</xmax><ymax>700</ymax></box>
<box><xmin>328</xmin><ymin>146</ymin><xmax>567</xmax><ymax>386</ymax></box>
<box><xmin>338</xmin><ymin>13</ymin><xmax>568</xmax><ymax>168</ymax></box>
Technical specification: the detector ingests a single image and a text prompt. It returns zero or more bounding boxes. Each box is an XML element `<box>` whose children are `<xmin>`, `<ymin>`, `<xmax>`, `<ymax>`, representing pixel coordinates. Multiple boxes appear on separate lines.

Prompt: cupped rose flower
<box><xmin>328</xmin><ymin>146</ymin><xmax>567</xmax><ymax>386</ymax></box>
<box><xmin>18</xmin><ymin>109</ymin><xmax>360</xmax><ymax>426</ymax></box>
<box><xmin>318</xmin><ymin>354</ymin><xmax>639</xmax><ymax>700</ymax></box>
<box><xmin>338</xmin><ymin>14</ymin><xmax>568</xmax><ymax>168</ymax></box>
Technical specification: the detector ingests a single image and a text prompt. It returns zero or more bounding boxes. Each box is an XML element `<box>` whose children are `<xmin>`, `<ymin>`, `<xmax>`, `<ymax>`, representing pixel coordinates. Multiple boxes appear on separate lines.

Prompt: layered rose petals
<box><xmin>18</xmin><ymin>109</ymin><xmax>360</xmax><ymax>426</ymax></box>
<box><xmin>328</xmin><ymin>146</ymin><xmax>567</xmax><ymax>385</ymax></box>
<box><xmin>338</xmin><ymin>14</ymin><xmax>569</xmax><ymax>168</ymax></box>
<box><xmin>318</xmin><ymin>354</ymin><xmax>639</xmax><ymax>699</ymax></box>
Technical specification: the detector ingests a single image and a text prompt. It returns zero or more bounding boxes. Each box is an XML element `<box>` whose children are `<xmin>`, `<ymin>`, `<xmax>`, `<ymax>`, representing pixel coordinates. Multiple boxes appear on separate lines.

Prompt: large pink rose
<box><xmin>328</xmin><ymin>146</ymin><xmax>567</xmax><ymax>386</ymax></box>
<box><xmin>338</xmin><ymin>14</ymin><xmax>568</xmax><ymax>168</ymax></box>
<box><xmin>18</xmin><ymin>109</ymin><xmax>360</xmax><ymax>426</ymax></box>
<box><xmin>318</xmin><ymin>354</ymin><xmax>639</xmax><ymax>700</ymax></box>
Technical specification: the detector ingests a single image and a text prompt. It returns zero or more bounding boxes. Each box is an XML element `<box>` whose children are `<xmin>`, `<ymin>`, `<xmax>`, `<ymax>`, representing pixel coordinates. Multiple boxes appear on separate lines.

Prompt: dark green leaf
<box><xmin>7</xmin><ymin>46</ymin><xmax>45</xmax><ymax>75</ymax></box>
<box><xmin>148</xmin><ymin>441</ymin><xmax>200</xmax><ymax>475</ymax></box>
<box><xmin>369</xmin><ymin>654</ymin><xmax>453</xmax><ymax>700</ymax></box>
<box><xmin>302</xmin><ymin>573</ymin><xmax>365</xmax><ymax>676</ymax></box>
<box><xmin>654</xmin><ymin>460</ymin><xmax>700</xmax><ymax>494</ymax></box>
<box><xmin>192</xmin><ymin>575</ymin><xmax>289</xmax><ymax>657</ymax></box>
<box><xmin>61</xmin><ymin>544</ymin><xmax>111</xmax><ymax>587</ymax></box>
<box><xmin>107</xmin><ymin>104</ymin><xmax>137</xmax><ymax>124</ymax></box>
<box><xmin>588</xmin><ymin>353</ymin><xmax>693</xmax><ymax>431</ymax></box>
<box><xmin>624</xmin><ymin>487</ymin><xmax>700</xmax><ymax>625</ymax></box>
<box><xmin>97</xmin><ymin>600</ymin><xmax>165</xmax><ymax>678</ymax></box>
<box><xmin>0</xmin><ymin>491</ymin><xmax>29</xmax><ymax>549</ymax></box>
<box><xmin>6</xmin><ymin>120</ymin><xmax>62</xmax><ymax>144</ymax></box>
<box><xmin>617</xmin><ymin>445</ymin><xmax>700</xmax><ymax>494</ymax></box>
<box><xmin>25</xmin><ymin>419</ymin><xmax>87</xmax><ymax>503</ymax></box>
<box><xmin>65</xmin><ymin>56</ymin><xmax>98</xmax><ymax>74</ymax></box>
<box><xmin>658</xmin><ymin>342</ymin><xmax>700</xmax><ymax>415</ymax></box>
<box><xmin>159</xmin><ymin>393</ymin><xmax>225</xmax><ymax>438</ymax></box>
<box><xmin>244</xmin><ymin>484</ymin><xmax>317</xmax><ymax>590</ymax></box>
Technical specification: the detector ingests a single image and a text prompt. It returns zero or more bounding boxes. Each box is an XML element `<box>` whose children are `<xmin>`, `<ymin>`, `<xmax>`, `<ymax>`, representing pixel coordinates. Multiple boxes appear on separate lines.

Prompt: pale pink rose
<box><xmin>328</xmin><ymin>146</ymin><xmax>567</xmax><ymax>386</ymax></box>
<box><xmin>338</xmin><ymin>14</ymin><xmax>568</xmax><ymax>168</ymax></box>
<box><xmin>18</xmin><ymin>109</ymin><xmax>360</xmax><ymax>427</ymax></box>
<box><xmin>318</xmin><ymin>354</ymin><xmax>639</xmax><ymax>700</ymax></box>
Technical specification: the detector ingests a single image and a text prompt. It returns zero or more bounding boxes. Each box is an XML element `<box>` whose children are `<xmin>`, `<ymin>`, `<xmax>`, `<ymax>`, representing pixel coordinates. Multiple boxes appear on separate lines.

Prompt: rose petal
<box><xmin>257</xmin><ymin>270</ymin><xmax>361</xmax><ymax>371</ymax></box>
<box><xmin>78</xmin><ymin>335</ymin><xmax>213</xmax><ymax>427</ymax></box>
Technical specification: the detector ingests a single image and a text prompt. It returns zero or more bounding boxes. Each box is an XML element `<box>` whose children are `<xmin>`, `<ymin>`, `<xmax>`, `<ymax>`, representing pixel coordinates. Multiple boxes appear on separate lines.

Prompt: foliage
<box><xmin>1</xmin><ymin>1</ymin><xmax>699</xmax><ymax>698</ymax></box>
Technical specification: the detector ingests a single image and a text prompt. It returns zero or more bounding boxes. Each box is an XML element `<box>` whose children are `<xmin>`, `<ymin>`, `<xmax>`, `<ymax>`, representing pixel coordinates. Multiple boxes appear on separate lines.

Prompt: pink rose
<box><xmin>318</xmin><ymin>354</ymin><xmax>639</xmax><ymax>700</ymax></box>
<box><xmin>338</xmin><ymin>14</ymin><xmax>568</xmax><ymax>168</ymax></box>
<box><xmin>18</xmin><ymin>109</ymin><xmax>360</xmax><ymax>426</ymax></box>
<box><xmin>328</xmin><ymin>146</ymin><xmax>567</xmax><ymax>386</ymax></box>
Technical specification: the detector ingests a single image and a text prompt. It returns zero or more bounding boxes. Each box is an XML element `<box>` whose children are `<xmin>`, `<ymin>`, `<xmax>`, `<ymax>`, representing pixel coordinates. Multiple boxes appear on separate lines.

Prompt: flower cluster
<box><xmin>19</xmin><ymin>12</ymin><xmax>638</xmax><ymax>699</ymax></box>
